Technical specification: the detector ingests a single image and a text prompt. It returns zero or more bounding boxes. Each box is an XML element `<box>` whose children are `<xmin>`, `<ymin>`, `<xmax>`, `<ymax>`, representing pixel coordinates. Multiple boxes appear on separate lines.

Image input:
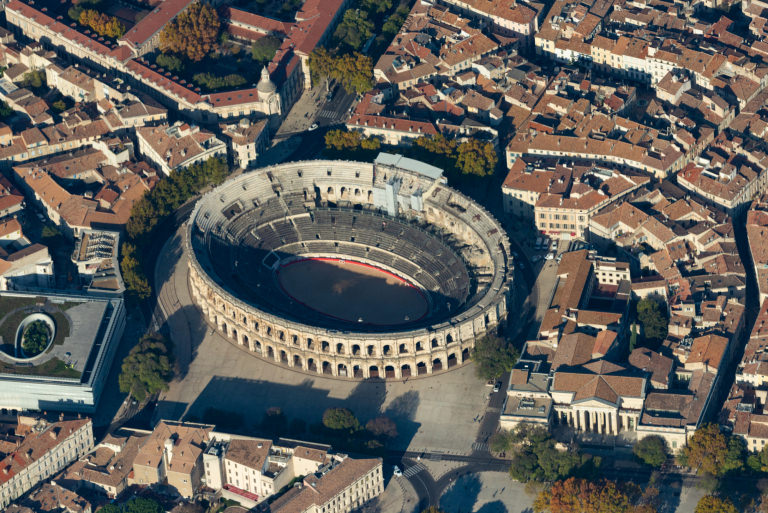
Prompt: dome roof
<box><xmin>257</xmin><ymin>67</ymin><xmax>277</xmax><ymax>94</ymax></box>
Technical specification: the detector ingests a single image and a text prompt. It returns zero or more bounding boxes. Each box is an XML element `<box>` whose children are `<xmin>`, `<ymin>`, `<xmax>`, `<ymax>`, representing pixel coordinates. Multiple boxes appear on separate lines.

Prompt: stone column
<box><xmin>611</xmin><ymin>412</ymin><xmax>618</xmax><ymax>435</ymax></box>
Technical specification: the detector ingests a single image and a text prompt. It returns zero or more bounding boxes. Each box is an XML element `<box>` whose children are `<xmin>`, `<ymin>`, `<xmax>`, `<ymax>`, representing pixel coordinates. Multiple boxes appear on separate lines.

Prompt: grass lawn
<box><xmin>0</xmin><ymin>357</ymin><xmax>81</xmax><ymax>379</ymax></box>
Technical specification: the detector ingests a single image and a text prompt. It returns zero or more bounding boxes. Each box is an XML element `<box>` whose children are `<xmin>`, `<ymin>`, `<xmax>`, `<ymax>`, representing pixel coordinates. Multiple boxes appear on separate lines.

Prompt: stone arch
<box><xmin>336</xmin><ymin>343</ymin><xmax>345</xmax><ymax>355</ymax></box>
<box><xmin>447</xmin><ymin>353</ymin><xmax>458</xmax><ymax>368</ymax></box>
<box><xmin>369</xmin><ymin>365</ymin><xmax>379</xmax><ymax>378</ymax></box>
<box><xmin>221</xmin><ymin>322</ymin><xmax>229</xmax><ymax>336</ymax></box>
<box><xmin>231</xmin><ymin>328</ymin><xmax>238</xmax><ymax>342</ymax></box>
<box><xmin>398</xmin><ymin>343</ymin><xmax>408</xmax><ymax>354</ymax></box>
<box><xmin>322</xmin><ymin>361</ymin><xmax>332</xmax><ymax>375</ymax></box>
<box><xmin>280</xmin><ymin>350</ymin><xmax>288</xmax><ymax>364</ymax></box>
<box><xmin>462</xmin><ymin>348</ymin><xmax>470</xmax><ymax>362</ymax></box>
<box><xmin>353</xmin><ymin>365</ymin><xmax>363</xmax><ymax>378</ymax></box>
<box><xmin>307</xmin><ymin>338</ymin><xmax>314</xmax><ymax>350</ymax></box>
<box><xmin>431</xmin><ymin>338</ymin><xmax>439</xmax><ymax>348</ymax></box>
<box><xmin>401</xmin><ymin>364</ymin><xmax>412</xmax><ymax>377</ymax></box>
<box><xmin>385</xmin><ymin>365</ymin><xmax>396</xmax><ymax>378</ymax></box>
<box><xmin>267</xmin><ymin>346</ymin><xmax>275</xmax><ymax>360</ymax></box>
<box><xmin>337</xmin><ymin>363</ymin><xmax>348</xmax><ymax>377</ymax></box>
<box><xmin>352</xmin><ymin>344</ymin><xmax>361</xmax><ymax>356</ymax></box>
<box><xmin>254</xmin><ymin>340</ymin><xmax>262</xmax><ymax>353</ymax></box>
<box><xmin>446</xmin><ymin>333</ymin><xmax>454</xmax><ymax>344</ymax></box>
<box><xmin>308</xmin><ymin>358</ymin><xmax>317</xmax><ymax>372</ymax></box>
<box><xmin>417</xmin><ymin>361</ymin><xmax>427</xmax><ymax>375</ymax></box>
<box><xmin>432</xmin><ymin>358</ymin><xmax>443</xmax><ymax>371</ymax></box>
<box><xmin>322</xmin><ymin>340</ymin><xmax>330</xmax><ymax>353</ymax></box>
<box><xmin>293</xmin><ymin>354</ymin><xmax>303</xmax><ymax>368</ymax></box>
<box><xmin>415</xmin><ymin>341</ymin><xmax>424</xmax><ymax>352</ymax></box>
<box><xmin>242</xmin><ymin>334</ymin><xmax>249</xmax><ymax>347</ymax></box>
<box><xmin>383</xmin><ymin>344</ymin><xmax>392</xmax><ymax>356</ymax></box>
<box><xmin>367</xmin><ymin>345</ymin><xmax>375</xmax><ymax>356</ymax></box>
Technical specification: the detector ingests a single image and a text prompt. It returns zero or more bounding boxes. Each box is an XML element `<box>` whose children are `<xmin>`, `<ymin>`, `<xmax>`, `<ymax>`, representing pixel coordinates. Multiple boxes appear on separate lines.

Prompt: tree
<box><xmin>509</xmin><ymin>425</ymin><xmax>582</xmax><ymax>483</ymax></box>
<box><xmin>78</xmin><ymin>9</ymin><xmax>125</xmax><ymax>38</ymax></box>
<box><xmin>309</xmin><ymin>47</ymin><xmax>335</xmax><ymax>91</ymax></box>
<box><xmin>118</xmin><ymin>332</ymin><xmax>173</xmax><ymax>401</ymax></box>
<box><xmin>748</xmin><ymin>444</ymin><xmax>768</xmax><ymax>472</ymax></box>
<box><xmin>52</xmin><ymin>100</ymin><xmax>67</xmax><ymax>112</ymax></box>
<box><xmin>322</xmin><ymin>407</ymin><xmax>361</xmax><ymax>433</ymax></box>
<box><xmin>366</xmin><ymin>416</ymin><xmax>397</xmax><ymax>438</ymax></box>
<box><xmin>156</xmin><ymin>53</ymin><xmax>184</xmax><ymax>73</ymax></box>
<box><xmin>679</xmin><ymin>423</ymin><xmax>744</xmax><ymax>477</ymax></box>
<box><xmin>473</xmin><ymin>334</ymin><xmax>519</xmax><ymax>381</ymax></box>
<box><xmin>636</xmin><ymin>297</ymin><xmax>668</xmax><ymax>347</ymax></box>
<box><xmin>0</xmin><ymin>100</ymin><xmax>12</xmax><ymax>119</ymax></box>
<box><xmin>489</xmin><ymin>429</ymin><xmax>515</xmax><ymax>453</ymax></box>
<box><xmin>456</xmin><ymin>139</ymin><xmax>497</xmax><ymax>177</ymax></box>
<box><xmin>325</xmin><ymin>129</ymin><xmax>363</xmax><ymax>152</ymax></box>
<box><xmin>159</xmin><ymin>1</ymin><xmax>220</xmax><ymax>62</ymax></box>
<box><xmin>633</xmin><ymin>436</ymin><xmax>668</xmax><ymax>468</ymax></box>
<box><xmin>629</xmin><ymin>323</ymin><xmax>638</xmax><ymax>352</ymax></box>
<box><xmin>193</xmin><ymin>72</ymin><xmax>247</xmax><ymax>91</ymax></box>
<box><xmin>333</xmin><ymin>9</ymin><xmax>374</xmax><ymax>51</ymax></box>
<box><xmin>120</xmin><ymin>242</ymin><xmax>151</xmax><ymax>299</ymax></box>
<box><xmin>22</xmin><ymin>320</ymin><xmax>50</xmax><ymax>356</ymax></box>
<box><xmin>694</xmin><ymin>495</ymin><xmax>738</xmax><ymax>513</ymax></box>
<box><xmin>20</xmin><ymin>70</ymin><xmax>45</xmax><ymax>90</ymax></box>
<box><xmin>251</xmin><ymin>35</ymin><xmax>281</xmax><ymax>63</ymax></box>
<box><xmin>534</xmin><ymin>478</ymin><xmax>654</xmax><ymax>513</ymax></box>
<box><xmin>336</xmin><ymin>52</ymin><xmax>374</xmax><ymax>95</ymax></box>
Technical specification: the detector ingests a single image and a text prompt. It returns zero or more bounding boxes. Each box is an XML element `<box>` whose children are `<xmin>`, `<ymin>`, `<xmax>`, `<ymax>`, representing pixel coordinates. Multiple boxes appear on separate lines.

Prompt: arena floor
<box><xmin>276</xmin><ymin>258</ymin><xmax>428</xmax><ymax>325</ymax></box>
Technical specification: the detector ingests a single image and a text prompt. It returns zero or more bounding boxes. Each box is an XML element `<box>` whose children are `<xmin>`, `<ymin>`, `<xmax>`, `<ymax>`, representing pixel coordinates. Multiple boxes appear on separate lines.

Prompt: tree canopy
<box><xmin>251</xmin><ymin>35</ymin><xmax>282</xmax><ymax>63</ymax></box>
<box><xmin>333</xmin><ymin>9</ymin><xmax>374</xmax><ymax>51</ymax></box>
<box><xmin>533</xmin><ymin>478</ymin><xmax>657</xmax><ymax>513</ymax></box>
<box><xmin>21</xmin><ymin>320</ymin><xmax>50</xmax><ymax>356</ymax></box>
<box><xmin>309</xmin><ymin>48</ymin><xmax>374</xmax><ymax>95</ymax></box>
<box><xmin>79</xmin><ymin>9</ymin><xmax>125</xmax><ymax>38</ymax></box>
<box><xmin>193</xmin><ymin>72</ymin><xmax>247</xmax><ymax>91</ymax></box>
<box><xmin>473</xmin><ymin>334</ymin><xmax>519</xmax><ymax>380</ymax></box>
<box><xmin>156</xmin><ymin>53</ymin><xmax>184</xmax><ymax>73</ymax></box>
<box><xmin>508</xmin><ymin>425</ymin><xmax>582</xmax><ymax>483</ymax></box>
<box><xmin>365</xmin><ymin>416</ymin><xmax>398</xmax><ymax>439</ymax></box>
<box><xmin>322</xmin><ymin>408</ymin><xmax>361</xmax><ymax>433</ymax></box>
<box><xmin>456</xmin><ymin>139</ymin><xmax>498</xmax><ymax>177</ymax></box>
<box><xmin>679</xmin><ymin>423</ymin><xmax>744</xmax><ymax>477</ymax></box>
<box><xmin>98</xmin><ymin>497</ymin><xmax>164</xmax><ymax>513</ymax></box>
<box><xmin>159</xmin><ymin>1</ymin><xmax>220</xmax><ymax>62</ymax></box>
<box><xmin>0</xmin><ymin>100</ymin><xmax>12</xmax><ymax>119</ymax></box>
<box><xmin>118</xmin><ymin>332</ymin><xmax>173</xmax><ymax>402</ymax></box>
<box><xmin>694</xmin><ymin>495</ymin><xmax>738</xmax><ymax>513</ymax></box>
<box><xmin>636</xmin><ymin>297</ymin><xmax>668</xmax><ymax>348</ymax></box>
<box><xmin>633</xmin><ymin>436</ymin><xmax>668</xmax><ymax>468</ymax></box>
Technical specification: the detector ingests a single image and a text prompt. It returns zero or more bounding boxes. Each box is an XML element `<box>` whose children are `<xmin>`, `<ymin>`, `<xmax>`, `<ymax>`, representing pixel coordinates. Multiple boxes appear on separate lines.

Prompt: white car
<box><xmin>308</xmin><ymin>123</ymin><xmax>319</xmax><ymax>131</ymax></box>
<box><xmin>545</xmin><ymin>252</ymin><xmax>555</xmax><ymax>261</ymax></box>
<box><xmin>393</xmin><ymin>465</ymin><xmax>402</xmax><ymax>477</ymax></box>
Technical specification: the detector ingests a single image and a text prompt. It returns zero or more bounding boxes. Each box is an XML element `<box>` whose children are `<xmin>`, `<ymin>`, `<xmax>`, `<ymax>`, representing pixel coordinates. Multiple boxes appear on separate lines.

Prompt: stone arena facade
<box><xmin>186</xmin><ymin>156</ymin><xmax>513</xmax><ymax>379</ymax></box>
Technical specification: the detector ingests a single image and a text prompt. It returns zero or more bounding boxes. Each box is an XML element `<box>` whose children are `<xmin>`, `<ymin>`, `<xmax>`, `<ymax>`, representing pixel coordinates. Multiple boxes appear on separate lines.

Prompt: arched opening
<box><xmin>322</xmin><ymin>361</ymin><xmax>332</xmax><ymax>375</ymax></box>
<box><xmin>417</xmin><ymin>361</ymin><xmax>427</xmax><ymax>375</ymax></box>
<box><xmin>447</xmin><ymin>353</ymin><xmax>458</xmax><ymax>368</ymax></box>
<box><xmin>242</xmin><ymin>334</ymin><xmax>249</xmax><ymax>347</ymax></box>
<box><xmin>353</xmin><ymin>365</ymin><xmax>363</xmax><ymax>378</ymax></box>
<box><xmin>398</xmin><ymin>343</ymin><xmax>407</xmax><ymax>354</ymax></box>
<box><xmin>340</xmin><ymin>187</ymin><xmax>347</xmax><ymax>199</ymax></box>
<box><xmin>385</xmin><ymin>365</ymin><xmax>395</xmax><ymax>378</ymax></box>
<box><xmin>462</xmin><ymin>348</ymin><xmax>470</xmax><ymax>361</ymax></box>
<box><xmin>432</xmin><ymin>358</ymin><xmax>443</xmax><ymax>371</ymax></box>
<box><xmin>415</xmin><ymin>341</ymin><xmax>424</xmax><ymax>352</ymax></box>
<box><xmin>336</xmin><ymin>343</ymin><xmax>345</xmax><ymax>355</ymax></box>
<box><xmin>293</xmin><ymin>354</ymin><xmax>303</xmax><ymax>368</ymax></box>
<box><xmin>255</xmin><ymin>340</ymin><xmax>262</xmax><ymax>353</ymax></box>
<box><xmin>383</xmin><ymin>345</ymin><xmax>392</xmax><ymax>356</ymax></box>
<box><xmin>322</xmin><ymin>341</ymin><xmax>330</xmax><ymax>353</ymax></box>
<box><xmin>307</xmin><ymin>338</ymin><xmax>314</xmax><ymax>350</ymax></box>
<box><xmin>221</xmin><ymin>322</ymin><xmax>229</xmax><ymax>336</ymax></box>
<box><xmin>354</xmin><ymin>188</ymin><xmax>361</xmax><ymax>197</ymax></box>
<box><xmin>446</xmin><ymin>334</ymin><xmax>454</xmax><ymax>344</ymax></box>
<box><xmin>253</xmin><ymin>321</ymin><xmax>259</xmax><ymax>331</ymax></box>
<box><xmin>401</xmin><ymin>364</ymin><xmax>412</xmax><ymax>377</ymax></box>
<box><xmin>352</xmin><ymin>344</ymin><xmax>361</xmax><ymax>356</ymax></box>
<box><xmin>367</xmin><ymin>345</ymin><xmax>375</xmax><ymax>356</ymax></box>
<box><xmin>431</xmin><ymin>338</ymin><xmax>439</xmax><ymax>348</ymax></box>
<box><xmin>292</xmin><ymin>334</ymin><xmax>299</xmax><ymax>346</ymax></box>
<box><xmin>267</xmin><ymin>346</ymin><xmax>275</xmax><ymax>359</ymax></box>
<box><xmin>337</xmin><ymin>363</ymin><xmax>348</xmax><ymax>377</ymax></box>
<box><xmin>280</xmin><ymin>350</ymin><xmax>288</xmax><ymax>364</ymax></box>
<box><xmin>327</xmin><ymin>186</ymin><xmax>333</xmax><ymax>195</ymax></box>
<box><xmin>308</xmin><ymin>358</ymin><xmax>317</xmax><ymax>372</ymax></box>
<box><xmin>369</xmin><ymin>365</ymin><xmax>379</xmax><ymax>378</ymax></box>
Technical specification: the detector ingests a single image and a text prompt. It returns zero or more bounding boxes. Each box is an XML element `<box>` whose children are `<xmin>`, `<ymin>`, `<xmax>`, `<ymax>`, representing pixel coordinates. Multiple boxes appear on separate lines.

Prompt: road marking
<box><xmin>472</xmin><ymin>442</ymin><xmax>489</xmax><ymax>452</ymax></box>
<box><xmin>402</xmin><ymin>462</ymin><xmax>426</xmax><ymax>477</ymax></box>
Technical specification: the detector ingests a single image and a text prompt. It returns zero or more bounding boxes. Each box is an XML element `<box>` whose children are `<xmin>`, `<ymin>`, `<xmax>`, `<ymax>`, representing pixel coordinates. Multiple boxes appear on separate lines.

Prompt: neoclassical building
<box><xmin>186</xmin><ymin>156</ymin><xmax>513</xmax><ymax>379</ymax></box>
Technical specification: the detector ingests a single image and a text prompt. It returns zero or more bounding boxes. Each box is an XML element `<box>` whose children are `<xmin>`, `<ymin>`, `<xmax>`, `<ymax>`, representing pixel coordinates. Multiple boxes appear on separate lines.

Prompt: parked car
<box><xmin>393</xmin><ymin>465</ymin><xmax>402</xmax><ymax>477</ymax></box>
<box><xmin>493</xmin><ymin>381</ymin><xmax>502</xmax><ymax>392</ymax></box>
<box><xmin>545</xmin><ymin>252</ymin><xmax>555</xmax><ymax>261</ymax></box>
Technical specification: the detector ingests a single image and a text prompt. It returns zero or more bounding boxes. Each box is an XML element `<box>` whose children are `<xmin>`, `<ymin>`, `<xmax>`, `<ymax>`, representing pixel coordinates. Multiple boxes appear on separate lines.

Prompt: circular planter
<box><xmin>15</xmin><ymin>313</ymin><xmax>55</xmax><ymax>359</ymax></box>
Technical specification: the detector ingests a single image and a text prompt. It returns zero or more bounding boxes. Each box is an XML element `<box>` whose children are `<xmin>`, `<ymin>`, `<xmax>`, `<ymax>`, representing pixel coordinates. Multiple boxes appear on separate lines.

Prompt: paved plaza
<box><xmin>154</xmin><ymin>227</ymin><xmax>499</xmax><ymax>454</ymax></box>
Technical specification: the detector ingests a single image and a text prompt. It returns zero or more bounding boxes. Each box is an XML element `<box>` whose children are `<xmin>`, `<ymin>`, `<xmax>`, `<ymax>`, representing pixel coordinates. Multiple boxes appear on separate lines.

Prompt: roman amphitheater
<box><xmin>186</xmin><ymin>154</ymin><xmax>512</xmax><ymax>380</ymax></box>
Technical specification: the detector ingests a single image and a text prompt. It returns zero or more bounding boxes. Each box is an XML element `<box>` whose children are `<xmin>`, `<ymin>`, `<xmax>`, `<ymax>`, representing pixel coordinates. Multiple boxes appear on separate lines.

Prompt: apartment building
<box><xmin>220</xmin><ymin>118</ymin><xmax>269</xmax><ymax>170</ymax></box>
<box><xmin>136</xmin><ymin>122</ymin><xmax>226</xmax><ymax>175</ymax></box>
<box><xmin>0</xmin><ymin>416</ymin><xmax>94</xmax><ymax>509</ymax></box>
<box><xmin>130</xmin><ymin>420</ymin><xmax>213</xmax><ymax>499</ymax></box>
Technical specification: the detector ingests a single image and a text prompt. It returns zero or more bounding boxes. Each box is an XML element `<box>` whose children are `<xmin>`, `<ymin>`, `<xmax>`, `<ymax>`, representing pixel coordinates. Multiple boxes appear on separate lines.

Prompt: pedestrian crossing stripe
<box><xmin>402</xmin><ymin>463</ymin><xmax>426</xmax><ymax>477</ymax></box>
<box><xmin>472</xmin><ymin>442</ymin><xmax>489</xmax><ymax>452</ymax></box>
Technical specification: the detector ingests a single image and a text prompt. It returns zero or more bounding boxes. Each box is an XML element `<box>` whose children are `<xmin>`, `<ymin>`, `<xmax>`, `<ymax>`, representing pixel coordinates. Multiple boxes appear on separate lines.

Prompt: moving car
<box><xmin>308</xmin><ymin>123</ymin><xmax>319</xmax><ymax>131</ymax></box>
<box><xmin>393</xmin><ymin>465</ymin><xmax>402</xmax><ymax>476</ymax></box>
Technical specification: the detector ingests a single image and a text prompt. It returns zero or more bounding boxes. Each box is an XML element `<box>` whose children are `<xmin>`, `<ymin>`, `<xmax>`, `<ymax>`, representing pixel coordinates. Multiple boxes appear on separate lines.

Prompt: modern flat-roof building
<box><xmin>0</xmin><ymin>291</ymin><xmax>125</xmax><ymax>412</ymax></box>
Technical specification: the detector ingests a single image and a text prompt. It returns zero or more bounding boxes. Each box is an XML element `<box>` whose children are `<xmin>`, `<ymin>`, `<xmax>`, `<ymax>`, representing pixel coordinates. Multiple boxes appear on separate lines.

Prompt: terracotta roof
<box><xmin>121</xmin><ymin>0</ymin><xmax>196</xmax><ymax>47</ymax></box>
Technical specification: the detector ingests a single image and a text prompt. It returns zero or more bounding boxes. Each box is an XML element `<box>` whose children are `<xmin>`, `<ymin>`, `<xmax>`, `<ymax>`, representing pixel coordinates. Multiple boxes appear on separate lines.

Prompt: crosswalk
<box><xmin>317</xmin><ymin>107</ymin><xmax>346</xmax><ymax>120</ymax></box>
<box><xmin>402</xmin><ymin>462</ymin><xmax>426</xmax><ymax>478</ymax></box>
<box><xmin>472</xmin><ymin>442</ymin><xmax>489</xmax><ymax>452</ymax></box>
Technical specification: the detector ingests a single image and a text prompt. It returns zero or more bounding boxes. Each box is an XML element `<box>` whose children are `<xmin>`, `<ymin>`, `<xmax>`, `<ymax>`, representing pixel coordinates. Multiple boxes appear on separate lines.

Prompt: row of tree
<box><xmin>78</xmin><ymin>9</ymin><xmax>125</xmax><ymax>38</ymax></box>
<box><xmin>533</xmin><ymin>477</ymin><xmax>660</xmax><ymax>513</ymax></box>
<box><xmin>121</xmin><ymin>156</ymin><xmax>229</xmax><ymax>299</ymax></box>
<box><xmin>193</xmin><ymin>72</ymin><xmax>247</xmax><ymax>90</ymax></box>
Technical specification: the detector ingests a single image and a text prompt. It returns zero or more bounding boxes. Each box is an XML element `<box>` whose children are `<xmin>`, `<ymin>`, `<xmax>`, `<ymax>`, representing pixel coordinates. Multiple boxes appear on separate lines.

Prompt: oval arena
<box><xmin>186</xmin><ymin>155</ymin><xmax>513</xmax><ymax>379</ymax></box>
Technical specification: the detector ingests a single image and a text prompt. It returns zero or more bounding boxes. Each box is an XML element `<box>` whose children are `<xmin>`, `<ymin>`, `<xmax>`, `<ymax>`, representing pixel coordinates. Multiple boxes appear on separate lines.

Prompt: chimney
<box><xmin>164</xmin><ymin>438</ymin><xmax>174</xmax><ymax>465</ymax></box>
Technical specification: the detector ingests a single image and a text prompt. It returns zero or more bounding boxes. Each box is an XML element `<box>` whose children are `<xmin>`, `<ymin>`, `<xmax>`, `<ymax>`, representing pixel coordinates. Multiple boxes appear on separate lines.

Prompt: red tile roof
<box><xmin>120</xmin><ymin>0</ymin><xmax>196</xmax><ymax>47</ymax></box>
